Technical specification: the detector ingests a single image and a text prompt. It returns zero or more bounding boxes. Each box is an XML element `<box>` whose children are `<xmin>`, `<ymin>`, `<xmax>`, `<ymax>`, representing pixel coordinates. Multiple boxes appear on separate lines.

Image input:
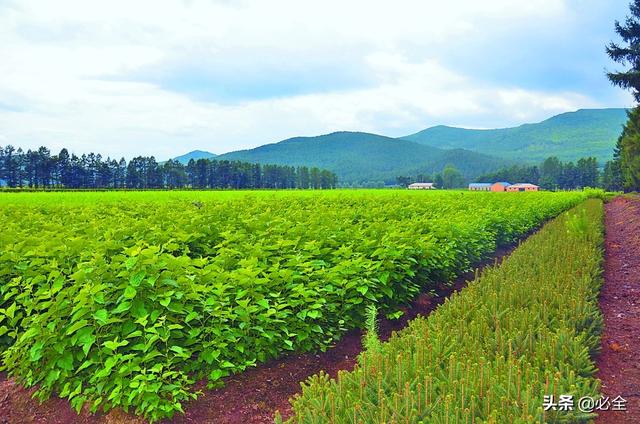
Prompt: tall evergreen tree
<box><xmin>539</xmin><ymin>157</ymin><xmax>562</xmax><ymax>190</ymax></box>
<box><xmin>309</xmin><ymin>167</ymin><xmax>321</xmax><ymax>189</ymax></box>
<box><xmin>559</xmin><ymin>161</ymin><xmax>577</xmax><ymax>189</ymax></box>
<box><xmin>576</xmin><ymin>157</ymin><xmax>599</xmax><ymax>188</ymax></box>
<box><xmin>607</xmin><ymin>1</ymin><xmax>640</xmax><ymax>191</ymax></box>
<box><xmin>618</xmin><ymin>107</ymin><xmax>640</xmax><ymax>191</ymax></box>
<box><xmin>607</xmin><ymin>0</ymin><xmax>640</xmax><ymax>101</ymax></box>
<box><xmin>602</xmin><ymin>160</ymin><xmax>624</xmax><ymax>191</ymax></box>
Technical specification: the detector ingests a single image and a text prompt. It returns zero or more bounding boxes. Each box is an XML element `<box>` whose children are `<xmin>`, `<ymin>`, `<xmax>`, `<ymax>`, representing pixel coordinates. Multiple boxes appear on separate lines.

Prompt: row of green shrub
<box><xmin>279</xmin><ymin>198</ymin><xmax>604</xmax><ymax>423</ymax></box>
<box><xmin>0</xmin><ymin>191</ymin><xmax>587</xmax><ymax>421</ymax></box>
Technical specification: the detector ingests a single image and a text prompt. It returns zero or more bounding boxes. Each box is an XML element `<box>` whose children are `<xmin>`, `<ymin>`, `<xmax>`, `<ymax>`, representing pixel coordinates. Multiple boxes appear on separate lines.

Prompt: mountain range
<box><xmin>401</xmin><ymin>108</ymin><xmax>628</xmax><ymax>163</ymax></box>
<box><xmin>218</xmin><ymin>132</ymin><xmax>510</xmax><ymax>185</ymax></box>
<box><xmin>173</xmin><ymin>108</ymin><xmax>628</xmax><ymax>185</ymax></box>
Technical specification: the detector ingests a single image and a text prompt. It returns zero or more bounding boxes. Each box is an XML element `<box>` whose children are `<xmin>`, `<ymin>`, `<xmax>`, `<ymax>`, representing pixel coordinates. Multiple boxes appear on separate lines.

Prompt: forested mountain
<box><xmin>173</xmin><ymin>150</ymin><xmax>217</xmax><ymax>164</ymax></box>
<box><xmin>401</xmin><ymin>108</ymin><xmax>628</xmax><ymax>163</ymax></box>
<box><xmin>216</xmin><ymin>132</ymin><xmax>511</xmax><ymax>185</ymax></box>
<box><xmin>170</xmin><ymin>108</ymin><xmax>625</xmax><ymax>185</ymax></box>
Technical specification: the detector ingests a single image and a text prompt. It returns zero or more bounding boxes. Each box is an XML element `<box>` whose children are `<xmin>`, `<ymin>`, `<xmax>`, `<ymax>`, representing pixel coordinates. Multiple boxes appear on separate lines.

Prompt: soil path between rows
<box><xmin>0</xmin><ymin>241</ymin><xmax>521</xmax><ymax>424</ymax></box>
<box><xmin>596</xmin><ymin>196</ymin><xmax>640</xmax><ymax>423</ymax></box>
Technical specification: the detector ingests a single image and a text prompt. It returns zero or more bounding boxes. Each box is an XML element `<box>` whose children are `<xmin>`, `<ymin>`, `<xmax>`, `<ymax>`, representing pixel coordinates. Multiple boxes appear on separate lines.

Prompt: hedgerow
<box><xmin>279</xmin><ymin>199</ymin><xmax>604</xmax><ymax>423</ymax></box>
<box><xmin>0</xmin><ymin>191</ymin><xmax>587</xmax><ymax>421</ymax></box>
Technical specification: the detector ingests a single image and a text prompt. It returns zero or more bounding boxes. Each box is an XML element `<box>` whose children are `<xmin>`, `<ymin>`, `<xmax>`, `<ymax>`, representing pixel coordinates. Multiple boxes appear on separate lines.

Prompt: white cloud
<box><xmin>0</xmin><ymin>0</ymin><xmax>629</xmax><ymax>159</ymax></box>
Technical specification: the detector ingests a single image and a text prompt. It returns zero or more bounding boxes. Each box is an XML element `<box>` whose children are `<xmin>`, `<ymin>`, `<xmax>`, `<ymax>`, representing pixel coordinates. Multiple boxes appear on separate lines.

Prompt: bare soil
<box><xmin>596</xmin><ymin>195</ymin><xmax>640</xmax><ymax>423</ymax></box>
<box><xmin>0</xmin><ymin>244</ymin><xmax>518</xmax><ymax>424</ymax></box>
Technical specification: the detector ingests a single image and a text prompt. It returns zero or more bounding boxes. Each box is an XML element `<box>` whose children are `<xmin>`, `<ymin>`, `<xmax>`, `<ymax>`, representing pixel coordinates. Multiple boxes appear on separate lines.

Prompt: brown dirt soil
<box><xmin>0</xmin><ymin>244</ymin><xmax>517</xmax><ymax>424</ymax></box>
<box><xmin>596</xmin><ymin>196</ymin><xmax>640</xmax><ymax>423</ymax></box>
<box><xmin>0</xmin><ymin>372</ymin><xmax>145</xmax><ymax>424</ymax></box>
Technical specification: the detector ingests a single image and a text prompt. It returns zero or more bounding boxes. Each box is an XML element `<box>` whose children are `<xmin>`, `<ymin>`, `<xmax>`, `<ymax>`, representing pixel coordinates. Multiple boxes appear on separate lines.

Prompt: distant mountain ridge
<box><xmin>401</xmin><ymin>108</ymin><xmax>628</xmax><ymax>163</ymax></box>
<box><xmin>171</xmin><ymin>108</ymin><xmax>628</xmax><ymax>185</ymax></box>
<box><xmin>173</xmin><ymin>150</ymin><xmax>217</xmax><ymax>164</ymax></box>
<box><xmin>216</xmin><ymin>131</ymin><xmax>511</xmax><ymax>185</ymax></box>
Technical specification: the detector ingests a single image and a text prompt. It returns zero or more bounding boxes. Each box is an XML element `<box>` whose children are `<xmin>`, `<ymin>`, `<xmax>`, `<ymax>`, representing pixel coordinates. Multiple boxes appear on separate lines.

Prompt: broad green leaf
<box><xmin>94</xmin><ymin>309</ymin><xmax>108</xmax><ymax>325</ymax></box>
<box><xmin>123</xmin><ymin>286</ymin><xmax>137</xmax><ymax>299</ymax></box>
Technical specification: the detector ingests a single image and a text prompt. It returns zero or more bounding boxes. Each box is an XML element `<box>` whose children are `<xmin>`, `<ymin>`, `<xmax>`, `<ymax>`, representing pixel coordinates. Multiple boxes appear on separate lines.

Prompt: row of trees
<box><xmin>0</xmin><ymin>145</ymin><xmax>338</xmax><ymax>190</ymax></box>
<box><xmin>476</xmin><ymin>156</ymin><xmax>605</xmax><ymax>190</ymax></box>
<box><xmin>397</xmin><ymin>156</ymin><xmax>615</xmax><ymax>191</ymax></box>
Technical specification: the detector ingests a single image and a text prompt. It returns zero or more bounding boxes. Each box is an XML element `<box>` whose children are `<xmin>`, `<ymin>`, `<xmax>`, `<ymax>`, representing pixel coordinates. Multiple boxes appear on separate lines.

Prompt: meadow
<box><xmin>0</xmin><ymin>190</ymin><xmax>589</xmax><ymax>421</ymax></box>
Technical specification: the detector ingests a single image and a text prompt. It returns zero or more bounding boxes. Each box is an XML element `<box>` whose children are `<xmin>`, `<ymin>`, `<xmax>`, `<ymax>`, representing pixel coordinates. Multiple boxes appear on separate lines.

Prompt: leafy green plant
<box><xmin>0</xmin><ymin>190</ymin><xmax>589</xmax><ymax>421</ymax></box>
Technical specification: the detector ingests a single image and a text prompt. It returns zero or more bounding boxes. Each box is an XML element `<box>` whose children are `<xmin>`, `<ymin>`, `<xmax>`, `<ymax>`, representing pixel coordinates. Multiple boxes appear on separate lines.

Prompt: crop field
<box><xmin>0</xmin><ymin>190</ymin><xmax>589</xmax><ymax>421</ymax></box>
<box><xmin>281</xmin><ymin>199</ymin><xmax>604</xmax><ymax>423</ymax></box>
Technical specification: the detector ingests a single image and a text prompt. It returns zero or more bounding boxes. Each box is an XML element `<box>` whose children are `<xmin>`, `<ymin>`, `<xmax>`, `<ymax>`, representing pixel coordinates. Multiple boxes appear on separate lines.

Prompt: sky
<box><xmin>0</xmin><ymin>0</ymin><xmax>635</xmax><ymax>160</ymax></box>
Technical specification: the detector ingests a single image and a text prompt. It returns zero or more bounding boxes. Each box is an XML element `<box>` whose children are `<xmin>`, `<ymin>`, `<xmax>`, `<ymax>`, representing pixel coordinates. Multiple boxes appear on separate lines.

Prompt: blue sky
<box><xmin>0</xmin><ymin>0</ymin><xmax>634</xmax><ymax>159</ymax></box>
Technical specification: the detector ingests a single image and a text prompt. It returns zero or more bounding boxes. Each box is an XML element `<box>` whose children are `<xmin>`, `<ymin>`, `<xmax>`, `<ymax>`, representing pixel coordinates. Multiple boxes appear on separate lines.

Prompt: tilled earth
<box><xmin>596</xmin><ymin>196</ymin><xmax>640</xmax><ymax>423</ymax></box>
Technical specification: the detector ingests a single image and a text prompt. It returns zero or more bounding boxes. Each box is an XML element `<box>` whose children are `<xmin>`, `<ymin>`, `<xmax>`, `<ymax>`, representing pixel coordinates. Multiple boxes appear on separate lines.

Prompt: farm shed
<box><xmin>468</xmin><ymin>183</ymin><xmax>492</xmax><ymax>191</ymax></box>
<box><xmin>491</xmin><ymin>182</ymin><xmax>512</xmax><ymax>192</ymax></box>
<box><xmin>506</xmin><ymin>183</ymin><xmax>540</xmax><ymax>192</ymax></box>
<box><xmin>408</xmin><ymin>182</ymin><xmax>435</xmax><ymax>189</ymax></box>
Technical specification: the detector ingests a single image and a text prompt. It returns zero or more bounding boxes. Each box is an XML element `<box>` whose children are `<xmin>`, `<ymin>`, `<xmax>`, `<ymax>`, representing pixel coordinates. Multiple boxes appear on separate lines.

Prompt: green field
<box><xmin>0</xmin><ymin>189</ymin><xmax>476</xmax><ymax>205</ymax></box>
<box><xmin>281</xmin><ymin>199</ymin><xmax>604</xmax><ymax>423</ymax></box>
<box><xmin>0</xmin><ymin>190</ymin><xmax>590</xmax><ymax>420</ymax></box>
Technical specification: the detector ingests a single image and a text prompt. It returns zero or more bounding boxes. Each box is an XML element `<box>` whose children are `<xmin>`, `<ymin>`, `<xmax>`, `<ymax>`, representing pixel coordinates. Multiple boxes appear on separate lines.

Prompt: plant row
<box><xmin>279</xmin><ymin>198</ymin><xmax>604</xmax><ymax>423</ymax></box>
<box><xmin>0</xmin><ymin>191</ymin><xmax>588</xmax><ymax>421</ymax></box>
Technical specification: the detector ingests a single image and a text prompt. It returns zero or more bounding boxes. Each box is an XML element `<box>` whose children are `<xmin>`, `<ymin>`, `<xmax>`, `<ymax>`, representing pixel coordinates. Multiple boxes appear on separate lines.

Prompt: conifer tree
<box><xmin>608</xmin><ymin>1</ymin><xmax>640</xmax><ymax>191</ymax></box>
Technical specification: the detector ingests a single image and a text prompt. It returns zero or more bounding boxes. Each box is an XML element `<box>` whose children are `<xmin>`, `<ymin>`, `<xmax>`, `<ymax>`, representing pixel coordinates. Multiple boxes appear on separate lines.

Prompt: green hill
<box><xmin>216</xmin><ymin>132</ymin><xmax>511</xmax><ymax>185</ymax></box>
<box><xmin>175</xmin><ymin>108</ymin><xmax>627</xmax><ymax>185</ymax></box>
<box><xmin>173</xmin><ymin>150</ymin><xmax>217</xmax><ymax>164</ymax></box>
<box><xmin>401</xmin><ymin>108</ymin><xmax>628</xmax><ymax>163</ymax></box>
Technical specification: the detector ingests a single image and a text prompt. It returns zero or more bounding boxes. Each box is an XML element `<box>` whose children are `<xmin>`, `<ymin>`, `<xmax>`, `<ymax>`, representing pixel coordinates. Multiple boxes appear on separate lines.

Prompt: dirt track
<box><xmin>596</xmin><ymin>196</ymin><xmax>640</xmax><ymax>423</ymax></box>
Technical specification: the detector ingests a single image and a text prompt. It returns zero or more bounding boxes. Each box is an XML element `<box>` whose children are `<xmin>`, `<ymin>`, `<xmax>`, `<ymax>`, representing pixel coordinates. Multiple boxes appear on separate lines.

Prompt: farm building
<box><xmin>506</xmin><ymin>183</ymin><xmax>540</xmax><ymax>192</ymax></box>
<box><xmin>491</xmin><ymin>182</ymin><xmax>512</xmax><ymax>192</ymax></box>
<box><xmin>408</xmin><ymin>182</ymin><xmax>435</xmax><ymax>190</ymax></box>
<box><xmin>468</xmin><ymin>181</ymin><xmax>540</xmax><ymax>192</ymax></box>
<box><xmin>468</xmin><ymin>183</ymin><xmax>492</xmax><ymax>191</ymax></box>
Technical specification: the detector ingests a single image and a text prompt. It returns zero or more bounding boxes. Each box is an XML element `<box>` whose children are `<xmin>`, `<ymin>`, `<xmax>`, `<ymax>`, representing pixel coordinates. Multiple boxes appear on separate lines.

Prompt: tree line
<box><xmin>476</xmin><ymin>156</ymin><xmax>608</xmax><ymax>190</ymax></box>
<box><xmin>606</xmin><ymin>1</ymin><xmax>640</xmax><ymax>192</ymax></box>
<box><xmin>396</xmin><ymin>156</ymin><xmax>615</xmax><ymax>191</ymax></box>
<box><xmin>0</xmin><ymin>145</ymin><xmax>338</xmax><ymax>190</ymax></box>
